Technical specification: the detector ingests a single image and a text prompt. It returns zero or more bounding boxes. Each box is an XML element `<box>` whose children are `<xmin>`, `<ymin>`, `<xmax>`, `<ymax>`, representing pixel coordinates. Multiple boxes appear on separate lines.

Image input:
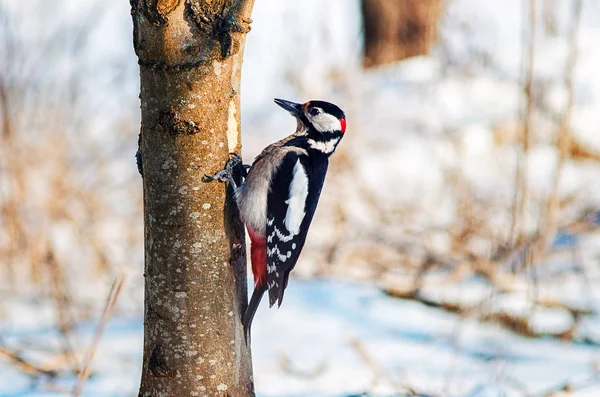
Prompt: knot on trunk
<box><xmin>149</xmin><ymin>345</ymin><xmax>175</xmax><ymax>377</ymax></box>
<box><xmin>133</xmin><ymin>0</ymin><xmax>181</xmax><ymax>26</ymax></box>
<box><xmin>185</xmin><ymin>0</ymin><xmax>252</xmax><ymax>59</ymax></box>
<box><xmin>158</xmin><ymin>108</ymin><xmax>201</xmax><ymax>136</ymax></box>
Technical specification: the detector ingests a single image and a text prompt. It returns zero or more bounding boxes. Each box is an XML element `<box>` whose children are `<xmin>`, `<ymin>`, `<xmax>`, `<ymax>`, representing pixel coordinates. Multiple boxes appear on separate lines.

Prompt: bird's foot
<box><xmin>202</xmin><ymin>153</ymin><xmax>244</xmax><ymax>188</ymax></box>
<box><xmin>201</xmin><ymin>169</ymin><xmax>231</xmax><ymax>184</ymax></box>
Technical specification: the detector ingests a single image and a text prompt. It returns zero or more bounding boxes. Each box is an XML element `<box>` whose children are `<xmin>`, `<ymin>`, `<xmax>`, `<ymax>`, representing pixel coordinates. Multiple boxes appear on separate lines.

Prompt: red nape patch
<box><xmin>247</xmin><ymin>228</ymin><xmax>267</xmax><ymax>287</ymax></box>
<box><xmin>339</xmin><ymin>118</ymin><xmax>347</xmax><ymax>133</ymax></box>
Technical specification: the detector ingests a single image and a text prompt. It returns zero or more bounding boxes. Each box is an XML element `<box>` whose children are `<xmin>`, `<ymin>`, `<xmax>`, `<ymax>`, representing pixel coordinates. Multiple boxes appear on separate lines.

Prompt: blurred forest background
<box><xmin>1</xmin><ymin>0</ymin><xmax>600</xmax><ymax>396</ymax></box>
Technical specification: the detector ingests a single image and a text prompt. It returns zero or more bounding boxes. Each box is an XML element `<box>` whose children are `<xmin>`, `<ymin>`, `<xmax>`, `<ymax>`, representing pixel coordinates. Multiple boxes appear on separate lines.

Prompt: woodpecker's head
<box><xmin>274</xmin><ymin>98</ymin><xmax>346</xmax><ymax>154</ymax></box>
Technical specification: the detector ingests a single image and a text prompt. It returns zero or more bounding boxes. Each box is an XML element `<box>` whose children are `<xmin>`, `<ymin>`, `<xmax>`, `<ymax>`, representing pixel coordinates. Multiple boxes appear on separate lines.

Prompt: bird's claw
<box><xmin>201</xmin><ymin>174</ymin><xmax>214</xmax><ymax>183</ymax></box>
<box><xmin>202</xmin><ymin>170</ymin><xmax>229</xmax><ymax>183</ymax></box>
<box><xmin>202</xmin><ymin>153</ymin><xmax>244</xmax><ymax>186</ymax></box>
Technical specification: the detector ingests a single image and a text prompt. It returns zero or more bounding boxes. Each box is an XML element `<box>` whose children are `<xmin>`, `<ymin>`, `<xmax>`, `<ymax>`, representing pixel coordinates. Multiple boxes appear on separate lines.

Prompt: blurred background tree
<box><xmin>362</xmin><ymin>0</ymin><xmax>441</xmax><ymax>67</ymax></box>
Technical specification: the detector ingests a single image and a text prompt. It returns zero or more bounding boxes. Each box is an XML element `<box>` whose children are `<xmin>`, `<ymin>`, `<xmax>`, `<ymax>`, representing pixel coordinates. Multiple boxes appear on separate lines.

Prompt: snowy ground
<box><xmin>1</xmin><ymin>279</ymin><xmax>600</xmax><ymax>396</ymax></box>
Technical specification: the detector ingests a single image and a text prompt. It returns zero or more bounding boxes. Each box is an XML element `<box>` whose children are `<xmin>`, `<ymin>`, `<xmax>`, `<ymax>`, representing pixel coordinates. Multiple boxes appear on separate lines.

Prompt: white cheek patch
<box><xmin>310</xmin><ymin>113</ymin><xmax>341</xmax><ymax>133</ymax></box>
<box><xmin>308</xmin><ymin>137</ymin><xmax>340</xmax><ymax>154</ymax></box>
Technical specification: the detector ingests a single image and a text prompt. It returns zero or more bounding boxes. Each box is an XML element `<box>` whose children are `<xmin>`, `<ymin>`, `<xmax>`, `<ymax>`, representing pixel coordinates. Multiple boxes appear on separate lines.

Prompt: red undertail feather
<box><xmin>247</xmin><ymin>227</ymin><xmax>267</xmax><ymax>287</ymax></box>
<box><xmin>244</xmin><ymin>227</ymin><xmax>267</xmax><ymax>343</ymax></box>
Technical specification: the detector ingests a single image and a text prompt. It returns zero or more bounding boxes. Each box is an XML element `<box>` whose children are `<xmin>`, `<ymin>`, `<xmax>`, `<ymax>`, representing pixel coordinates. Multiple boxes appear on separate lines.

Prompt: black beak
<box><xmin>274</xmin><ymin>98</ymin><xmax>302</xmax><ymax>117</ymax></box>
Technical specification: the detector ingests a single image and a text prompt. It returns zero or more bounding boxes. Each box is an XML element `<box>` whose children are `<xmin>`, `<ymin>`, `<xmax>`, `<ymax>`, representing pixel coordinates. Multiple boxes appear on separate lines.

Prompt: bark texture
<box><xmin>362</xmin><ymin>0</ymin><xmax>441</xmax><ymax>68</ymax></box>
<box><xmin>131</xmin><ymin>0</ymin><xmax>255</xmax><ymax>395</ymax></box>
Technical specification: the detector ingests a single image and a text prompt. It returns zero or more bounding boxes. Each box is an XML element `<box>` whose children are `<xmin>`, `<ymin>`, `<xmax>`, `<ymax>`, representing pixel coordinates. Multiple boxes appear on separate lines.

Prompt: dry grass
<box><xmin>0</xmin><ymin>1</ymin><xmax>140</xmax><ymax>390</ymax></box>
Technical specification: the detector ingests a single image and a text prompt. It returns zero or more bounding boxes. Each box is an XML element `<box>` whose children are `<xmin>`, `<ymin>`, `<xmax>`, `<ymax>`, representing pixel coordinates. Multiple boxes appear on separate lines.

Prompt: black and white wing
<box><xmin>265</xmin><ymin>151</ymin><xmax>328</xmax><ymax>307</ymax></box>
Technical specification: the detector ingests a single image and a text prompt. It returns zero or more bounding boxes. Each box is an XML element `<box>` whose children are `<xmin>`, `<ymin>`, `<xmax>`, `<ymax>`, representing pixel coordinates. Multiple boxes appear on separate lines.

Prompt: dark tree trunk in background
<box><xmin>131</xmin><ymin>0</ymin><xmax>255</xmax><ymax>395</ymax></box>
<box><xmin>362</xmin><ymin>0</ymin><xmax>441</xmax><ymax>68</ymax></box>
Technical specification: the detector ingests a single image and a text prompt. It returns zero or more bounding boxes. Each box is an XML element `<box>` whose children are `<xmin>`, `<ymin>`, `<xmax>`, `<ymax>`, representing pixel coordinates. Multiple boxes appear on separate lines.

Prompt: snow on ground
<box><xmin>1</xmin><ymin>279</ymin><xmax>600</xmax><ymax>396</ymax></box>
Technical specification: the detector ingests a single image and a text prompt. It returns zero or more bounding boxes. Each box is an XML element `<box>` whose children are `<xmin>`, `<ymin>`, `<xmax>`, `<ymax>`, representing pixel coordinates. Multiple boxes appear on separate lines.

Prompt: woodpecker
<box><xmin>204</xmin><ymin>98</ymin><xmax>346</xmax><ymax>341</ymax></box>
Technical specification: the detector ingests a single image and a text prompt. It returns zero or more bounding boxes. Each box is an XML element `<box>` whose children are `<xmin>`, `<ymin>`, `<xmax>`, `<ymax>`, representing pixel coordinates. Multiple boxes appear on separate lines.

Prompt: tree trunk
<box><xmin>361</xmin><ymin>0</ymin><xmax>441</xmax><ymax>68</ymax></box>
<box><xmin>131</xmin><ymin>1</ymin><xmax>255</xmax><ymax>395</ymax></box>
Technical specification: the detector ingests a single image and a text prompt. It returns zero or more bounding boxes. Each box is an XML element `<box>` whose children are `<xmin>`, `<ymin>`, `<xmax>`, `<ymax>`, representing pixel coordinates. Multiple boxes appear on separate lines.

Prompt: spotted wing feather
<box><xmin>265</xmin><ymin>151</ymin><xmax>328</xmax><ymax>307</ymax></box>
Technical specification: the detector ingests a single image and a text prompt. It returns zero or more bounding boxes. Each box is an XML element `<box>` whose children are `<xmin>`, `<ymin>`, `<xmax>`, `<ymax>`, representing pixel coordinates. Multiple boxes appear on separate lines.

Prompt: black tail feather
<box><xmin>243</xmin><ymin>285</ymin><xmax>266</xmax><ymax>344</ymax></box>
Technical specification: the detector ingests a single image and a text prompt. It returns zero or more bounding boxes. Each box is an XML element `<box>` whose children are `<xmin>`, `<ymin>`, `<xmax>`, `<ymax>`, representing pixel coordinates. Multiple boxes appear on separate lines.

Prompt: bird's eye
<box><xmin>308</xmin><ymin>107</ymin><xmax>321</xmax><ymax>116</ymax></box>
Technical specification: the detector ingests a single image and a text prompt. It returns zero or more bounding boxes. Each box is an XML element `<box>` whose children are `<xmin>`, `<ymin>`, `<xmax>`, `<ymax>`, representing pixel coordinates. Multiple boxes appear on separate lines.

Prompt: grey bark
<box><xmin>131</xmin><ymin>0</ymin><xmax>255</xmax><ymax>395</ymax></box>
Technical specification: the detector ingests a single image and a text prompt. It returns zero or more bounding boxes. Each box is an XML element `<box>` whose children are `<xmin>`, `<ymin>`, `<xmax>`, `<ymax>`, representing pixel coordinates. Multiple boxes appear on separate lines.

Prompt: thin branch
<box><xmin>45</xmin><ymin>248</ymin><xmax>81</xmax><ymax>374</ymax></box>
<box><xmin>539</xmin><ymin>0</ymin><xmax>583</xmax><ymax>248</ymax></box>
<box><xmin>510</xmin><ymin>0</ymin><xmax>537</xmax><ymax>244</ymax></box>
<box><xmin>279</xmin><ymin>353</ymin><xmax>327</xmax><ymax>378</ymax></box>
<box><xmin>0</xmin><ymin>344</ymin><xmax>57</xmax><ymax>378</ymax></box>
<box><xmin>72</xmin><ymin>274</ymin><xmax>125</xmax><ymax>397</ymax></box>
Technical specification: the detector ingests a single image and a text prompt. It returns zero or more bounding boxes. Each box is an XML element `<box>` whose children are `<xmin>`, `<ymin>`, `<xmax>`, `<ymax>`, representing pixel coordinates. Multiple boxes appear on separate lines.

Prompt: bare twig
<box><xmin>279</xmin><ymin>353</ymin><xmax>327</xmax><ymax>378</ymax></box>
<box><xmin>348</xmin><ymin>335</ymin><xmax>408</xmax><ymax>394</ymax></box>
<box><xmin>0</xmin><ymin>344</ymin><xmax>58</xmax><ymax>378</ymax></box>
<box><xmin>45</xmin><ymin>248</ymin><xmax>81</xmax><ymax>374</ymax></box>
<box><xmin>72</xmin><ymin>274</ymin><xmax>125</xmax><ymax>397</ymax></box>
<box><xmin>539</xmin><ymin>0</ymin><xmax>583</xmax><ymax>248</ymax></box>
<box><xmin>510</xmin><ymin>0</ymin><xmax>536</xmax><ymax>244</ymax></box>
<box><xmin>348</xmin><ymin>335</ymin><xmax>387</xmax><ymax>389</ymax></box>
